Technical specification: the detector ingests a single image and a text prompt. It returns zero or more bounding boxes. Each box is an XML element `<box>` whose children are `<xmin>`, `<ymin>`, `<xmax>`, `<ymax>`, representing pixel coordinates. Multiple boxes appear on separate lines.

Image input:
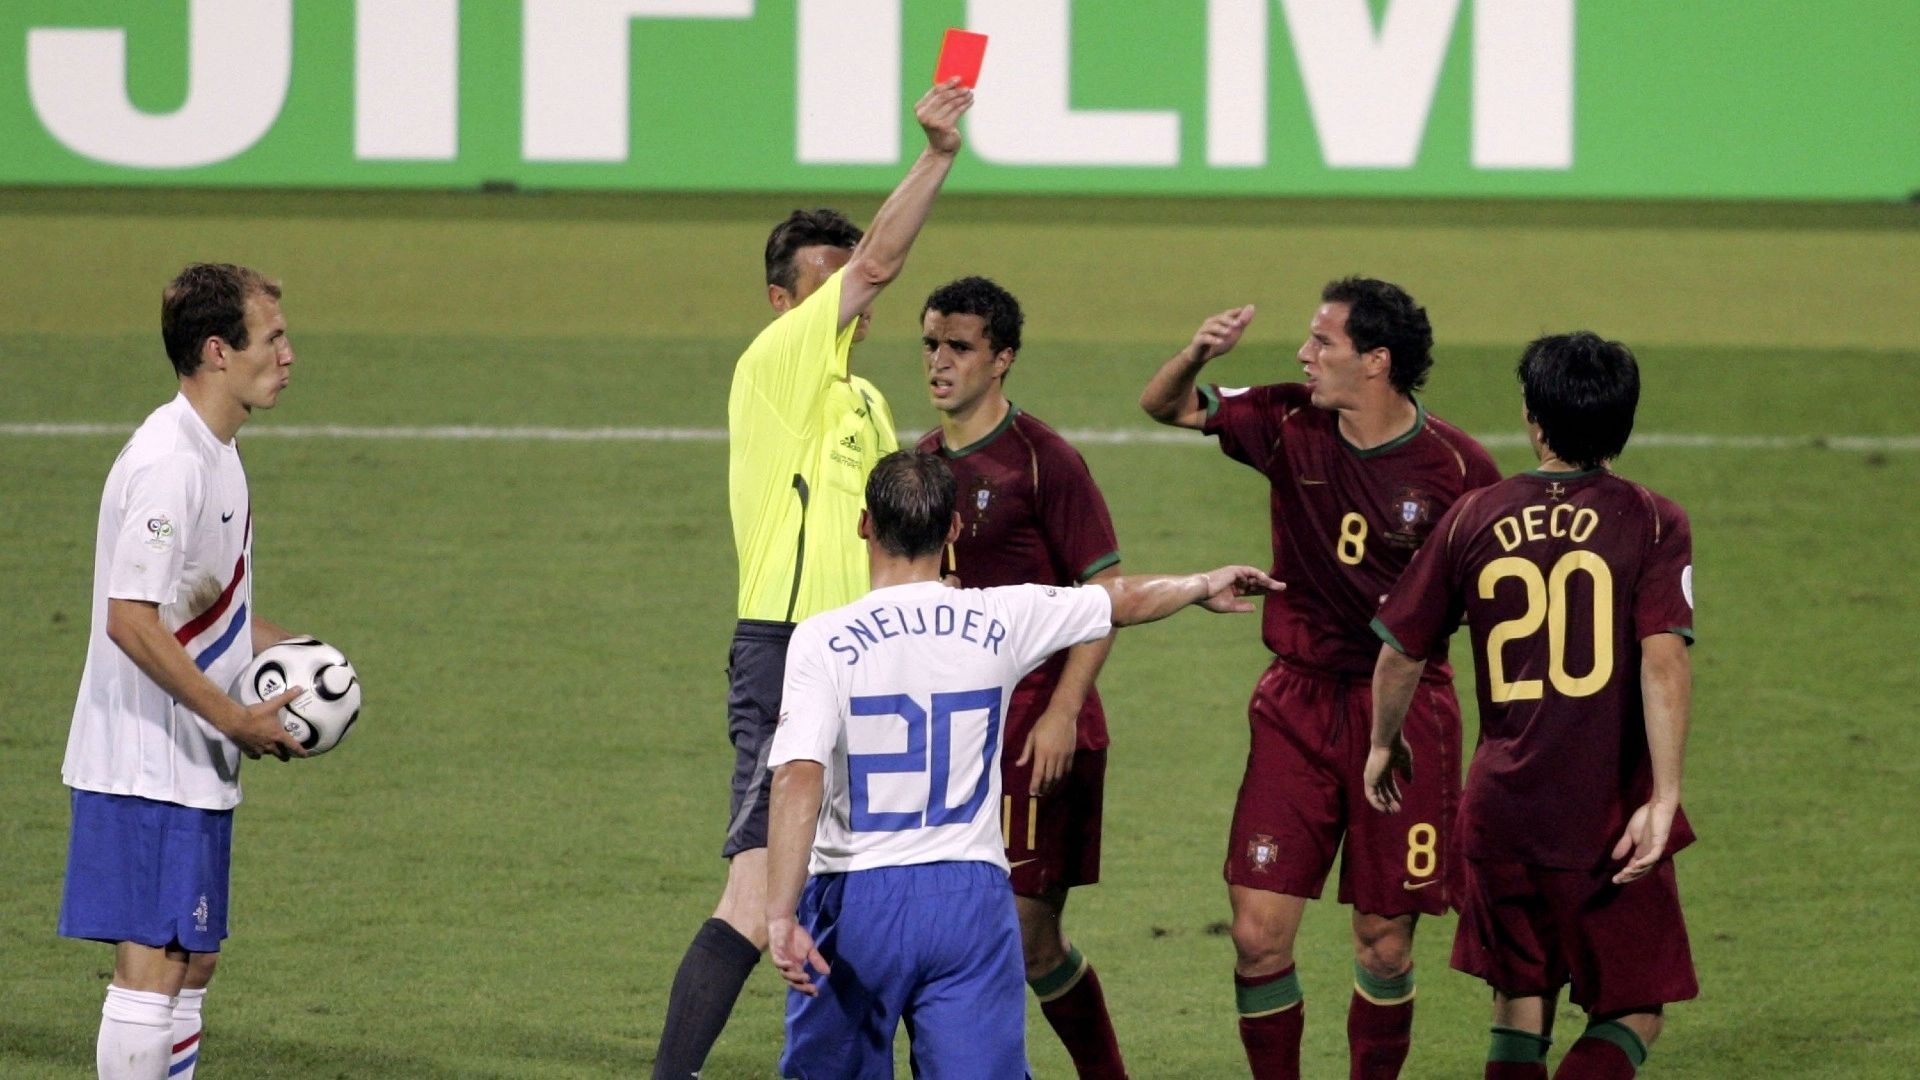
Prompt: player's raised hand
<box><xmin>1197</xmin><ymin>566</ymin><xmax>1284</xmax><ymax>613</ymax></box>
<box><xmin>226</xmin><ymin>687</ymin><xmax>311</xmax><ymax>761</ymax></box>
<box><xmin>768</xmin><ymin>914</ymin><xmax>831</xmax><ymax>996</ymax></box>
<box><xmin>1363</xmin><ymin>738</ymin><xmax>1413</xmax><ymax>814</ymax></box>
<box><xmin>1610</xmin><ymin>799</ymin><xmax>1676</xmax><ymax>884</ymax></box>
<box><xmin>1016</xmin><ymin>706</ymin><xmax>1077</xmax><ymax>796</ymax></box>
<box><xmin>1190</xmin><ymin>305</ymin><xmax>1256</xmax><ymax>363</ymax></box>
<box><xmin>917</xmin><ymin>79</ymin><xmax>974</xmax><ymax>155</ymax></box>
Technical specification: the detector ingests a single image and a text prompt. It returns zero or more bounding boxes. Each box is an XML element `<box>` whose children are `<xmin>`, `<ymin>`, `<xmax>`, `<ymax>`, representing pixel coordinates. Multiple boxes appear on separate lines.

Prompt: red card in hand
<box><xmin>934</xmin><ymin>29</ymin><xmax>988</xmax><ymax>89</ymax></box>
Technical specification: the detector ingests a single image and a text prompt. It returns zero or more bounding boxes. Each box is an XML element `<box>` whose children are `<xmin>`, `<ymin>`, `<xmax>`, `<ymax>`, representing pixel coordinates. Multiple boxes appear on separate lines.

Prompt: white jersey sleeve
<box><xmin>992</xmin><ymin>583</ymin><xmax>1114</xmax><ymax>678</ymax></box>
<box><xmin>769</xmin><ymin>624</ymin><xmax>842</xmax><ymax>769</ymax></box>
<box><xmin>107</xmin><ymin>452</ymin><xmax>203</xmax><ymax>605</ymax></box>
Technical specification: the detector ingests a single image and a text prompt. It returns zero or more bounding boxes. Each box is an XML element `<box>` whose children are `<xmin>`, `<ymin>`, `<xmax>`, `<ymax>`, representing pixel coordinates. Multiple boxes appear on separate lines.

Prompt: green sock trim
<box><xmin>1353</xmin><ymin>961</ymin><xmax>1414</xmax><ymax>1004</ymax></box>
<box><xmin>1488</xmin><ymin>1026</ymin><xmax>1551</xmax><ymax>1064</ymax></box>
<box><xmin>1028</xmin><ymin>944</ymin><xmax>1087</xmax><ymax>1001</ymax></box>
<box><xmin>1582</xmin><ymin>1020</ymin><xmax>1649</xmax><ymax>1069</ymax></box>
<box><xmin>1236</xmin><ymin>970</ymin><xmax>1303</xmax><ymax>1017</ymax></box>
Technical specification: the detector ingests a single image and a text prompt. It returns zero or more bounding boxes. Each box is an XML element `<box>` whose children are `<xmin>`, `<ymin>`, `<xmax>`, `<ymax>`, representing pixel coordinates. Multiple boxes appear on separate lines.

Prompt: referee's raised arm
<box><xmin>836</xmin><ymin>79</ymin><xmax>975</xmax><ymax>331</ymax></box>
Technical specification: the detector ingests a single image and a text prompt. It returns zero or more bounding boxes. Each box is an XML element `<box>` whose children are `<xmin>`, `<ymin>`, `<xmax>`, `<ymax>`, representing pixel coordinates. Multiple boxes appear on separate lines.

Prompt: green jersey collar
<box><xmin>942</xmin><ymin>402</ymin><xmax>1020</xmax><ymax>458</ymax></box>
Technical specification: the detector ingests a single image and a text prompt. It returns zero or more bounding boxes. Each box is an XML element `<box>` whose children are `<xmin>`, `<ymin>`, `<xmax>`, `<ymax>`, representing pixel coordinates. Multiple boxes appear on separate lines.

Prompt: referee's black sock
<box><xmin>652</xmin><ymin>918</ymin><xmax>762</xmax><ymax>1079</ymax></box>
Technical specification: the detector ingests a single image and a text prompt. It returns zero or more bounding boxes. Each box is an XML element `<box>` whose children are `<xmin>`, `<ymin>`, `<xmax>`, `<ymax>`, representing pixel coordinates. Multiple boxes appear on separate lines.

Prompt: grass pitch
<box><xmin>2</xmin><ymin>189</ymin><xmax>1917</xmax><ymax>1077</ymax></box>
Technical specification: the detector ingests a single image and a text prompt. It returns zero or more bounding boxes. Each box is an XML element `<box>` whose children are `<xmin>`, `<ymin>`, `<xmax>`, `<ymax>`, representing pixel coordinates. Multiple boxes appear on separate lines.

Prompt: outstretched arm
<box><xmin>1364</xmin><ymin>644</ymin><xmax>1428</xmax><ymax>813</ymax></box>
<box><xmin>837</xmin><ymin>81</ymin><xmax>975</xmax><ymax>330</ymax></box>
<box><xmin>106</xmin><ymin>599</ymin><xmax>306</xmax><ymax>760</ymax></box>
<box><xmin>1612</xmin><ymin>633</ymin><xmax>1691</xmax><ymax>883</ymax></box>
<box><xmin>1016</xmin><ymin>565</ymin><xmax>1120</xmax><ymax>796</ymax></box>
<box><xmin>765</xmin><ymin>760</ymin><xmax>831</xmax><ymax>995</ymax></box>
<box><xmin>1139</xmin><ymin>305</ymin><xmax>1256</xmax><ymax>429</ymax></box>
<box><xmin>1099</xmin><ymin>564</ymin><xmax>1280</xmax><ymax>627</ymax></box>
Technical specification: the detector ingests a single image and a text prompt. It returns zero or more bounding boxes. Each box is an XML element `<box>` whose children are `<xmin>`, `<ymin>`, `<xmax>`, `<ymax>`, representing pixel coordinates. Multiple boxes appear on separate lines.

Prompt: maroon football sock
<box><xmin>1487</xmin><ymin>1064</ymin><xmax>1550</xmax><ymax>1080</ymax></box>
<box><xmin>1236</xmin><ymin>966</ymin><xmax>1305</xmax><ymax>1080</ymax></box>
<box><xmin>1035</xmin><ymin>959</ymin><xmax>1128</xmax><ymax>1079</ymax></box>
<box><xmin>1347</xmin><ymin>991</ymin><xmax>1414</xmax><ymax>1078</ymax></box>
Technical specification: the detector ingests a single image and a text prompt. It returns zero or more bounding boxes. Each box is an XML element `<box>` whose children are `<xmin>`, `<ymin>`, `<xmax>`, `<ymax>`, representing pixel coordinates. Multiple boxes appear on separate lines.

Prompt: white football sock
<box><xmin>171</xmin><ymin>987</ymin><xmax>206</xmax><ymax>1079</ymax></box>
<box><xmin>97</xmin><ymin>985</ymin><xmax>174</xmax><ymax>1080</ymax></box>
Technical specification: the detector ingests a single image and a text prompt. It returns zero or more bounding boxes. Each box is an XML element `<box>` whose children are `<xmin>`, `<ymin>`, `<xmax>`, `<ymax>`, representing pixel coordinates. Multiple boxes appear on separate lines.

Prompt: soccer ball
<box><xmin>233</xmin><ymin>638</ymin><xmax>363</xmax><ymax>755</ymax></box>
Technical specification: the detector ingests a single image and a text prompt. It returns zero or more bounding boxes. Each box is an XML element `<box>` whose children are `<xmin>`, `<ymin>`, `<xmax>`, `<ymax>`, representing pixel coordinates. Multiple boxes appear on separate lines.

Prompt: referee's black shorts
<box><xmin>721</xmin><ymin>619</ymin><xmax>794</xmax><ymax>858</ymax></box>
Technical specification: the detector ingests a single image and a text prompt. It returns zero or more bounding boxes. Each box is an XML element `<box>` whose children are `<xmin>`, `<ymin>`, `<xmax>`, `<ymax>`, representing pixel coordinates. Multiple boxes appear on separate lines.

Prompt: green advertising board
<box><xmin>1</xmin><ymin>0</ymin><xmax>1914</xmax><ymax>198</ymax></box>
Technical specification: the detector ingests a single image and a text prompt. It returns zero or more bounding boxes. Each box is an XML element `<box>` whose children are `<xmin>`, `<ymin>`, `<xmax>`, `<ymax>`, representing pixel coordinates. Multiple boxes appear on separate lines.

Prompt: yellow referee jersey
<box><xmin>728</xmin><ymin>269</ymin><xmax>898</xmax><ymax>623</ymax></box>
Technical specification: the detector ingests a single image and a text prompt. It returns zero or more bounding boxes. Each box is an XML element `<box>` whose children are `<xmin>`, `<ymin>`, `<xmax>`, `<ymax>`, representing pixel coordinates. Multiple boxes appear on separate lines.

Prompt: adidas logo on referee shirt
<box><xmin>840</xmin><ymin>434</ymin><xmax>859</xmax><ymax>451</ymax></box>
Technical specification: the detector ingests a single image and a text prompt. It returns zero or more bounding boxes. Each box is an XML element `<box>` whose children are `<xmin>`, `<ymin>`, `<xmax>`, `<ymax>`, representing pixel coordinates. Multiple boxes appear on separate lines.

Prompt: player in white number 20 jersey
<box><xmin>765</xmin><ymin>450</ymin><xmax>1281</xmax><ymax>1078</ymax></box>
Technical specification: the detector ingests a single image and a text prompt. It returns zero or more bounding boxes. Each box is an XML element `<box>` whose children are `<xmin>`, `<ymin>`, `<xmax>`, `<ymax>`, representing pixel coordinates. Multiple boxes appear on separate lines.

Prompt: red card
<box><xmin>934</xmin><ymin>29</ymin><xmax>988</xmax><ymax>89</ymax></box>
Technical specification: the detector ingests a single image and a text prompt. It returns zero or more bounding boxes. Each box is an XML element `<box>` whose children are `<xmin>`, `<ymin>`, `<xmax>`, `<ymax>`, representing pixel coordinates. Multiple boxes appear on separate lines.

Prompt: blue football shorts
<box><xmin>59</xmin><ymin>789</ymin><xmax>234</xmax><ymax>953</ymax></box>
<box><xmin>780</xmin><ymin>860</ymin><xmax>1030</xmax><ymax>1080</ymax></box>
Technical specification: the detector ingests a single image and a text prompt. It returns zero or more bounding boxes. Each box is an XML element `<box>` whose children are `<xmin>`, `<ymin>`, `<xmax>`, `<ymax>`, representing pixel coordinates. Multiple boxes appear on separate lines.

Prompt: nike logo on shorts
<box><xmin>1402</xmin><ymin>879</ymin><xmax>1438</xmax><ymax>891</ymax></box>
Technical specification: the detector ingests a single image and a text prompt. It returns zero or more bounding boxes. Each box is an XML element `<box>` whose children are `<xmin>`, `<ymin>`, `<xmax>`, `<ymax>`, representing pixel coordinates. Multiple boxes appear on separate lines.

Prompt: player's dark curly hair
<box><xmin>1517</xmin><ymin>331</ymin><xmax>1640</xmax><ymax>469</ymax></box>
<box><xmin>866</xmin><ymin>451</ymin><xmax>958</xmax><ymax>560</ymax></box>
<box><xmin>1322</xmin><ymin>277</ymin><xmax>1433</xmax><ymax>394</ymax></box>
<box><xmin>161</xmin><ymin>263</ymin><xmax>281</xmax><ymax>378</ymax></box>
<box><xmin>764</xmin><ymin>209</ymin><xmax>863</xmax><ymax>292</ymax></box>
<box><xmin>922</xmin><ymin>276</ymin><xmax>1024</xmax><ymax>355</ymax></box>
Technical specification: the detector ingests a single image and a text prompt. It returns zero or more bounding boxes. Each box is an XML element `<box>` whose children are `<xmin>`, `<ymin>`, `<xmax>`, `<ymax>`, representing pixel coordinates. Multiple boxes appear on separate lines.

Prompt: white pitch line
<box><xmin>2</xmin><ymin>422</ymin><xmax>1916</xmax><ymax>453</ymax></box>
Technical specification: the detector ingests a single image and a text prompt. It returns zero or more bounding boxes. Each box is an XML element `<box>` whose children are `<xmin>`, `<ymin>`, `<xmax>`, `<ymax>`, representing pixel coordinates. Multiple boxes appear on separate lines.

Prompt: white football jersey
<box><xmin>770</xmin><ymin>579</ymin><xmax>1114</xmax><ymax>875</ymax></box>
<box><xmin>64</xmin><ymin>394</ymin><xmax>255</xmax><ymax>810</ymax></box>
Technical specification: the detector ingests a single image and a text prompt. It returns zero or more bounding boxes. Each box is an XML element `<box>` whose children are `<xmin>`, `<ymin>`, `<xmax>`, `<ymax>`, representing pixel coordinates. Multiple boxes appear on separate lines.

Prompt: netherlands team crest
<box><xmin>1247</xmin><ymin>834</ymin><xmax>1279</xmax><ymax>873</ymax></box>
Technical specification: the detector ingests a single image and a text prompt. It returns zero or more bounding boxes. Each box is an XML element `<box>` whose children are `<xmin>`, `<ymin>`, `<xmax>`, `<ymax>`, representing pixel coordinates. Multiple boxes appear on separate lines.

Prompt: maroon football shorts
<box><xmin>1000</xmin><ymin>686</ymin><xmax>1105</xmax><ymax>898</ymax></box>
<box><xmin>1451</xmin><ymin>856</ymin><xmax>1699</xmax><ymax>1016</ymax></box>
<box><xmin>1223</xmin><ymin>658</ymin><xmax>1461</xmax><ymax>918</ymax></box>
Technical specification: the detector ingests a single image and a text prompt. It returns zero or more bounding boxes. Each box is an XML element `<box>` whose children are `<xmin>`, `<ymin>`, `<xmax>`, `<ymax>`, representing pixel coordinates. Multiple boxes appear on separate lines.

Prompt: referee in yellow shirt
<box><xmin>653</xmin><ymin>79</ymin><xmax>975</xmax><ymax>1079</ymax></box>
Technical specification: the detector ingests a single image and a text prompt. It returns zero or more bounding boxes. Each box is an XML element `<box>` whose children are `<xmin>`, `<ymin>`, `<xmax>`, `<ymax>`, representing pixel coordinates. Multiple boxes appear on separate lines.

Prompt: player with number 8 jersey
<box><xmin>1142</xmin><ymin>280</ymin><xmax>1500</xmax><ymax>1080</ymax></box>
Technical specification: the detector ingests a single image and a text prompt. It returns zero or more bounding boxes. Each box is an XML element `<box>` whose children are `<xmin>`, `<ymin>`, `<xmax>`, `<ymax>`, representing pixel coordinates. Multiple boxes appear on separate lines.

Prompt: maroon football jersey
<box><xmin>917</xmin><ymin>407</ymin><xmax>1121</xmax><ymax>749</ymax></box>
<box><xmin>1203</xmin><ymin>382</ymin><xmax>1500</xmax><ymax>678</ymax></box>
<box><xmin>1374</xmin><ymin>469</ymin><xmax>1697</xmax><ymax>869</ymax></box>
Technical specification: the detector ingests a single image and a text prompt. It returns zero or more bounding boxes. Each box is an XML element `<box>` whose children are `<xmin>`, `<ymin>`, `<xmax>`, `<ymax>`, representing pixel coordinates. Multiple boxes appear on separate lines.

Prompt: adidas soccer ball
<box><xmin>233</xmin><ymin>638</ymin><xmax>363</xmax><ymax>755</ymax></box>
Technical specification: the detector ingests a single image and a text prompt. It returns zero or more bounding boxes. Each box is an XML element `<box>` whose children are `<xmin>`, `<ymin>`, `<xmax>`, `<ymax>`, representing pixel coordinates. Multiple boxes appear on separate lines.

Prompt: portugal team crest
<box><xmin>1382</xmin><ymin>486</ymin><xmax>1434</xmax><ymax>548</ymax></box>
<box><xmin>965</xmin><ymin>478</ymin><xmax>996</xmax><ymax>538</ymax></box>
<box><xmin>1247</xmin><ymin>834</ymin><xmax>1279</xmax><ymax>873</ymax></box>
<box><xmin>1393</xmin><ymin>487</ymin><xmax>1432</xmax><ymax>530</ymax></box>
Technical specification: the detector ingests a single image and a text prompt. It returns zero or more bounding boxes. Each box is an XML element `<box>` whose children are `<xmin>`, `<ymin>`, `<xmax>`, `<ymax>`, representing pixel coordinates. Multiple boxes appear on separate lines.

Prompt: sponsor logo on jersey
<box><xmin>1247</xmin><ymin>833</ymin><xmax>1278</xmax><ymax>872</ymax></box>
<box><xmin>221</xmin><ymin>509</ymin><xmax>236</xmax><ymax>522</ymax></box>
